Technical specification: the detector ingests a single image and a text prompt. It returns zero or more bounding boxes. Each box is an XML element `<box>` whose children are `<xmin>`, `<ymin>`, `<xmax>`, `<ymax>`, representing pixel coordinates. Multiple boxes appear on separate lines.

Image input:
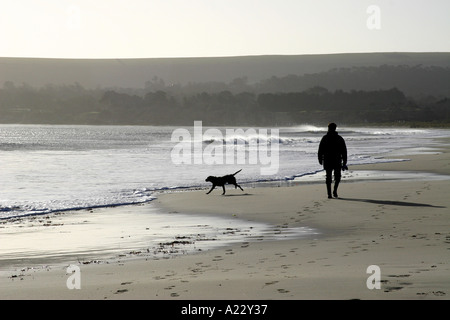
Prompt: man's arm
<box><xmin>318</xmin><ymin>137</ymin><xmax>325</xmax><ymax>165</ymax></box>
<box><xmin>341</xmin><ymin>137</ymin><xmax>347</xmax><ymax>165</ymax></box>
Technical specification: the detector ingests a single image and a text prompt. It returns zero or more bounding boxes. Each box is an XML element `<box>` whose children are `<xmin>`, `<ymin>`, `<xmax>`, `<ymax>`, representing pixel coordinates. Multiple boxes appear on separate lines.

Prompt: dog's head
<box><xmin>205</xmin><ymin>176</ymin><xmax>217</xmax><ymax>183</ymax></box>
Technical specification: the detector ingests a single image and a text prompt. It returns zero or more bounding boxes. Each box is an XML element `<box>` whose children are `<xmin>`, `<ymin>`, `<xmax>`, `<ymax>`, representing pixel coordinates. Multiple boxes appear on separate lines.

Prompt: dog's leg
<box><xmin>222</xmin><ymin>185</ymin><xmax>226</xmax><ymax>195</ymax></box>
<box><xmin>206</xmin><ymin>185</ymin><xmax>216</xmax><ymax>194</ymax></box>
<box><xmin>232</xmin><ymin>183</ymin><xmax>244</xmax><ymax>191</ymax></box>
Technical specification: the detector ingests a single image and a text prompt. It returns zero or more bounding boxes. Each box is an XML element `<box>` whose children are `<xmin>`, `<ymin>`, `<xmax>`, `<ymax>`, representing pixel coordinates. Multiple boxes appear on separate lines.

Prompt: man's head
<box><xmin>328</xmin><ymin>123</ymin><xmax>337</xmax><ymax>132</ymax></box>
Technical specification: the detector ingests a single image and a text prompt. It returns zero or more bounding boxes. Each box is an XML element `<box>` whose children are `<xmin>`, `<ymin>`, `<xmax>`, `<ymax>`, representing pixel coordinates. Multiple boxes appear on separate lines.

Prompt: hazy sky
<box><xmin>1</xmin><ymin>0</ymin><xmax>449</xmax><ymax>59</ymax></box>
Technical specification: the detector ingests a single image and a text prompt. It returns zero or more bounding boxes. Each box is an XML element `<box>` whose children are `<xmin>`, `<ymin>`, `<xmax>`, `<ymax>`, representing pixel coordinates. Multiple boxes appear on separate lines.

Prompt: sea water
<box><xmin>1</xmin><ymin>124</ymin><xmax>449</xmax><ymax>219</ymax></box>
<box><xmin>0</xmin><ymin>124</ymin><xmax>449</xmax><ymax>265</ymax></box>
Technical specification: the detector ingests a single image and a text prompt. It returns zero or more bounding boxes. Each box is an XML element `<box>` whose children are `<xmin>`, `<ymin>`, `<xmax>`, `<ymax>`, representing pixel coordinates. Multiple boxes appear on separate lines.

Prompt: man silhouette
<box><xmin>318</xmin><ymin>123</ymin><xmax>347</xmax><ymax>198</ymax></box>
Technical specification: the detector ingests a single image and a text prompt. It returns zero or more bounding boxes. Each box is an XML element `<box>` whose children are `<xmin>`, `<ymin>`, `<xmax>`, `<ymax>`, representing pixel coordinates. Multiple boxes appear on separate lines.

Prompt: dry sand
<box><xmin>0</xmin><ymin>144</ymin><xmax>449</xmax><ymax>300</ymax></box>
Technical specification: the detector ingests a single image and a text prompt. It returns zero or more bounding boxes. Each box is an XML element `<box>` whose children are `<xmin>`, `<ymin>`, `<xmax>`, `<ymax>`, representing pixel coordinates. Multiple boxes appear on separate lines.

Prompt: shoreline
<box><xmin>1</xmin><ymin>166</ymin><xmax>447</xmax><ymax>272</ymax></box>
<box><xmin>0</xmin><ymin>141</ymin><xmax>449</xmax><ymax>299</ymax></box>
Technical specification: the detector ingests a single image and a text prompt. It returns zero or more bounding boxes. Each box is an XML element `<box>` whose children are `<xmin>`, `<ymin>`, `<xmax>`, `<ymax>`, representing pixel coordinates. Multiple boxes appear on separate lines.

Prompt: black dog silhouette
<box><xmin>205</xmin><ymin>169</ymin><xmax>244</xmax><ymax>195</ymax></box>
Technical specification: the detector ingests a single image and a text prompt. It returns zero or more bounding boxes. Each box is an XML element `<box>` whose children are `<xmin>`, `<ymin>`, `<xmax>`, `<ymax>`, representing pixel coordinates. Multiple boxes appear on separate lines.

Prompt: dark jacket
<box><xmin>318</xmin><ymin>131</ymin><xmax>347</xmax><ymax>168</ymax></box>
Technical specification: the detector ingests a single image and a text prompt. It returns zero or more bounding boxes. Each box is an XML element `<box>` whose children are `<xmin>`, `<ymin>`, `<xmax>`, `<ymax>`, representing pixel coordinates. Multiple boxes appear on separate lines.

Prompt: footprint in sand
<box><xmin>114</xmin><ymin>281</ymin><xmax>133</xmax><ymax>294</ymax></box>
<box><xmin>114</xmin><ymin>289</ymin><xmax>128</xmax><ymax>294</ymax></box>
<box><xmin>416</xmin><ymin>291</ymin><xmax>446</xmax><ymax>297</ymax></box>
<box><xmin>387</xmin><ymin>274</ymin><xmax>411</xmax><ymax>278</ymax></box>
<box><xmin>384</xmin><ymin>286</ymin><xmax>403</xmax><ymax>292</ymax></box>
<box><xmin>277</xmin><ymin>288</ymin><xmax>290</xmax><ymax>294</ymax></box>
<box><xmin>444</xmin><ymin>235</ymin><xmax>450</xmax><ymax>244</ymax></box>
<box><xmin>264</xmin><ymin>281</ymin><xmax>279</xmax><ymax>287</ymax></box>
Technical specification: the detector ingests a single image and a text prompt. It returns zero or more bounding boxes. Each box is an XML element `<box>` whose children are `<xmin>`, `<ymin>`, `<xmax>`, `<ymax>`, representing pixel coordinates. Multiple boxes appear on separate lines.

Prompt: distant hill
<box><xmin>1</xmin><ymin>52</ymin><xmax>450</xmax><ymax>89</ymax></box>
<box><xmin>1</xmin><ymin>52</ymin><xmax>449</xmax><ymax>126</ymax></box>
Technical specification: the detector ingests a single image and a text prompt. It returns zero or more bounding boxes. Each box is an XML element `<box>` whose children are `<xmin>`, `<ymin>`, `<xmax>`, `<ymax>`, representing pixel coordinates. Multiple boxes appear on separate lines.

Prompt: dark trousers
<box><xmin>324</xmin><ymin>162</ymin><xmax>341</xmax><ymax>196</ymax></box>
<box><xmin>325</xmin><ymin>165</ymin><xmax>341</xmax><ymax>185</ymax></box>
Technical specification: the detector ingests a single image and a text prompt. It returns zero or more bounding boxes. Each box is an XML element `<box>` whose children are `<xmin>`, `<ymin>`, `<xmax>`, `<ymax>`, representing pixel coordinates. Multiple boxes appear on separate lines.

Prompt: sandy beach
<box><xmin>0</xmin><ymin>141</ymin><xmax>449</xmax><ymax>300</ymax></box>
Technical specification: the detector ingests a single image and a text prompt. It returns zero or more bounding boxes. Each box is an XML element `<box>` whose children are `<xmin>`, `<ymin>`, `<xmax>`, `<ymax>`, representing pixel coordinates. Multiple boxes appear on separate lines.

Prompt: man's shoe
<box><xmin>333</xmin><ymin>191</ymin><xmax>338</xmax><ymax>198</ymax></box>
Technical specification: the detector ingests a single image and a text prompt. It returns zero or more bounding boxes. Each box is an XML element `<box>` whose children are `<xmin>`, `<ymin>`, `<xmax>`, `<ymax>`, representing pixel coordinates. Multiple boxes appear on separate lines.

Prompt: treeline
<box><xmin>138</xmin><ymin>65</ymin><xmax>450</xmax><ymax>98</ymax></box>
<box><xmin>1</xmin><ymin>83</ymin><xmax>448</xmax><ymax>126</ymax></box>
<box><xmin>0</xmin><ymin>64</ymin><xmax>449</xmax><ymax>126</ymax></box>
<box><xmin>0</xmin><ymin>82</ymin><xmax>103</xmax><ymax>124</ymax></box>
<box><xmin>255</xmin><ymin>65</ymin><xmax>450</xmax><ymax>97</ymax></box>
<box><xmin>258</xmin><ymin>88</ymin><xmax>449</xmax><ymax>125</ymax></box>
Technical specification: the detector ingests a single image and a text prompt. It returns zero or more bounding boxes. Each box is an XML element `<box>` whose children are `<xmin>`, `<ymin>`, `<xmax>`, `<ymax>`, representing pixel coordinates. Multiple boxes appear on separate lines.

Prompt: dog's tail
<box><xmin>233</xmin><ymin>169</ymin><xmax>242</xmax><ymax>176</ymax></box>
